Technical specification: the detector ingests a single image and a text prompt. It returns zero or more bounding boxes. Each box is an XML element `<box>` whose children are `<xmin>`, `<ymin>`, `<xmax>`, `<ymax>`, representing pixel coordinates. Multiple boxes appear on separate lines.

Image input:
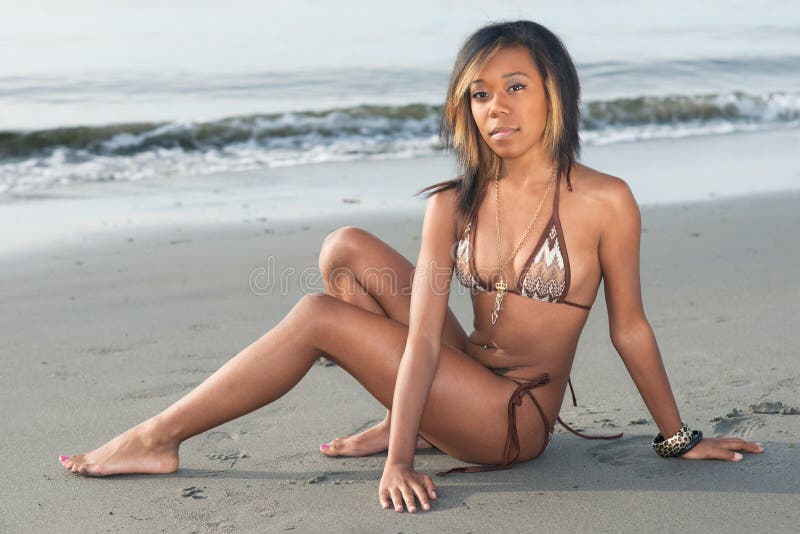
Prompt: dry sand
<box><xmin>2</xmin><ymin>158</ymin><xmax>799</xmax><ymax>532</ymax></box>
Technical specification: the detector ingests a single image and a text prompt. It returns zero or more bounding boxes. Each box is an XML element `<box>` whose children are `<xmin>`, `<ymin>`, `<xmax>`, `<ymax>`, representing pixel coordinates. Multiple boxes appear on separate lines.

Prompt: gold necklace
<box><xmin>490</xmin><ymin>169</ymin><xmax>556</xmax><ymax>325</ymax></box>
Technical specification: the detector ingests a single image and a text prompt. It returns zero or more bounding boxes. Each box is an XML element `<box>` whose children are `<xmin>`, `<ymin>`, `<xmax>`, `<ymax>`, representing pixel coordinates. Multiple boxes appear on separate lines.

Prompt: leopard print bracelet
<box><xmin>674</xmin><ymin>430</ymin><xmax>703</xmax><ymax>457</ymax></box>
<box><xmin>652</xmin><ymin>423</ymin><xmax>703</xmax><ymax>458</ymax></box>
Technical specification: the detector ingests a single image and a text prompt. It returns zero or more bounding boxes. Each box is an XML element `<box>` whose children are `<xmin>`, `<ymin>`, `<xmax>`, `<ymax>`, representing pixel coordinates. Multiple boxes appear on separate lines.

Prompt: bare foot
<box><xmin>320</xmin><ymin>419</ymin><xmax>433</xmax><ymax>457</ymax></box>
<box><xmin>59</xmin><ymin>418</ymin><xmax>179</xmax><ymax>476</ymax></box>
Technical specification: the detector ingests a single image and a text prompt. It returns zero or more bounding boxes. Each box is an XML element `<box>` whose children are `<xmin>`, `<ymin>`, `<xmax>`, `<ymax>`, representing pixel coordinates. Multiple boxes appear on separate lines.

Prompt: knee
<box><xmin>294</xmin><ymin>293</ymin><xmax>336</xmax><ymax>330</ymax></box>
<box><xmin>318</xmin><ymin>226</ymin><xmax>369</xmax><ymax>276</ymax></box>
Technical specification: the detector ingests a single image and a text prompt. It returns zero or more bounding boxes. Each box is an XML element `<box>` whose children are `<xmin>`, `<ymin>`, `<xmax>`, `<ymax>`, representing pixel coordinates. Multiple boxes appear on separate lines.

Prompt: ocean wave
<box><xmin>1</xmin><ymin>91</ymin><xmax>798</xmax><ymax>194</ymax></box>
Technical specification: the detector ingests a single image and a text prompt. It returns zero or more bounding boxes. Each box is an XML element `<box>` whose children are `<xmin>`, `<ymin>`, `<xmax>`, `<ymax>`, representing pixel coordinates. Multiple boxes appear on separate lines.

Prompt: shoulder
<box><xmin>570</xmin><ymin>163</ymin><xmax>638</xmax><ymax>219</ymax></box>
<box><xmin>571</xmin><ymin>163</ymin><xmax>635</xmax><ymax>204</ymax></box>
<box><xmin>425</xmin><ymin>184</ymin><xmax>459</xmax><ymax>210</ymax></box>
<box><xmin>424</xmin><ymin>185</ymin><xmax>462</xmax><ymax>225</ymax></box>
<box><xmin>422</xmin><ymin>183</ymin><xmax>461</xmax><ymax>241</ymax></box>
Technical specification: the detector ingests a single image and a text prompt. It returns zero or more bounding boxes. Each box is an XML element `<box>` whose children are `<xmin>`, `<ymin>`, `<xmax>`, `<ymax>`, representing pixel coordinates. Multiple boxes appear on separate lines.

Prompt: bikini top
<box><xmin>454</xmin><ymin>173</ymin><xmax>592</xmax><ymax>311</ymax></box>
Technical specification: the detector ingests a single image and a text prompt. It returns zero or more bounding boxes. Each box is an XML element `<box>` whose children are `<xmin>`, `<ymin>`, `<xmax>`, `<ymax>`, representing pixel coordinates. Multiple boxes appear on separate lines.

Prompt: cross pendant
<box><xmin>491</xmin><ymin>279</ymin><xmax>508</xmax><ymax>325</ymax></box>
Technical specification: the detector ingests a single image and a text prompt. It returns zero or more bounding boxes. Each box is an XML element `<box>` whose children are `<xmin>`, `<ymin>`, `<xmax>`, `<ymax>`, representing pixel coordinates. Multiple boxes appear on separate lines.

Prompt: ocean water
<box><xmin>1</xmin><ymin>0</ymin><xmax>799</xmax><ymax>196</ymax></box>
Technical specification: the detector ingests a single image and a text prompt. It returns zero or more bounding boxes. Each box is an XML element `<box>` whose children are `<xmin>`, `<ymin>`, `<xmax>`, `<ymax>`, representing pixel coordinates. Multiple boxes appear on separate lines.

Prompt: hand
<box><xmin>680</xmin><ymin>436</ymin><xmax>764</xmax><ymax>461</ymax></box>
<box><xmin>379</xmin><ymin>463</ymin><xmax>437</xmax><ymax>513</ymax></box>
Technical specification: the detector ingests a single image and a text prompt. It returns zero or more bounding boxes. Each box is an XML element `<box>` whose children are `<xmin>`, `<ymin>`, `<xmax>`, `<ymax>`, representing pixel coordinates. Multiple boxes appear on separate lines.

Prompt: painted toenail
<box><xmin>59</xmin><ymin>455</ymin><xmax>69</xmax><ymax>462</ymax></box>
<box><xmin>320</xmin><ymin>444</ymin><xmax>329</xmax><ymax>450</ymax></box>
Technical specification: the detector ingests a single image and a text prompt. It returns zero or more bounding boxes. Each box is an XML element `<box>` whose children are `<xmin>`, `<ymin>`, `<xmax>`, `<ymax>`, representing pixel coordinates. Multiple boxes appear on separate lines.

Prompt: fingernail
<box><xmin>409</xmin><ymin>506</ymin><xmax>416</xmax><ymax>513</ymax></box>
<box><xmin>432</xmin><ymin>491</ymin><xmax>437</xmax><ymax>498</ymax></box>
<box><xmin>755</xmin><ymin>442</ymin><xmax>763</xmax><ymax>447</ymax></box>
<box><xmin>319</xmin><ymin>444</ymin><xmax>329</xmax><ymax>450</ymax></box>
<box><xmin>396</xmin><ymin>506</ymin><xmax>402</xmax><ymax>512</ymax></box>
<box><xmin>59</xmin><ymin>455</ymin><xmax>68</xmax><ymax>462</ymax></box>
<box><xmin>734</xmin><ymin>452</ymin><xmax>743</xmax><ymax>460</ymax></box>
<box><xmin>423</xmin><ymin>504</ymin><xmax>430</xmax><ymax>510</ymax></box>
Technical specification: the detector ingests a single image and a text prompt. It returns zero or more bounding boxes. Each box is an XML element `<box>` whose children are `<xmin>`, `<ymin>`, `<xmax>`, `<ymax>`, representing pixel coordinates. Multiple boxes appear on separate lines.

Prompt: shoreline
<box><xmin>1</xmin><ymin>127</ymin><xmax>799</xmax><ymax>260</ymax></box>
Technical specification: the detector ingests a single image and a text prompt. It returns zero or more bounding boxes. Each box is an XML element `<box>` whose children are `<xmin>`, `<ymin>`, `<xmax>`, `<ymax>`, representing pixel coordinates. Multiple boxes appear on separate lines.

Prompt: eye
<box><xmin>471</xmin><ymin>90</ymin><xmax>488</xmax><ymax>100</ymax></box>
<box><xmin>508</xmin><ymin>83</ymin><xmax>526</xmax><ymax>93</ymax></box>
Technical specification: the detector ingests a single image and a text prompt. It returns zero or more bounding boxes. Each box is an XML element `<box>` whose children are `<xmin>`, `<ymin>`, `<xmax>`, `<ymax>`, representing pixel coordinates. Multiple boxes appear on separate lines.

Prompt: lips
<box><xmin>489</xmin><ymin>127</ymin><xmax>518</xmax><ymax>138</ymax></box>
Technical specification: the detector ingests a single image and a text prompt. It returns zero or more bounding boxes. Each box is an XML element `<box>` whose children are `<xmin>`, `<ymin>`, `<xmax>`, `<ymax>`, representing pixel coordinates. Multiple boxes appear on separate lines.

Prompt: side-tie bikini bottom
<box><xmin>436</xmin><ymin>372</ymin><xmax>623</xmax><ymax>476</ymax></box>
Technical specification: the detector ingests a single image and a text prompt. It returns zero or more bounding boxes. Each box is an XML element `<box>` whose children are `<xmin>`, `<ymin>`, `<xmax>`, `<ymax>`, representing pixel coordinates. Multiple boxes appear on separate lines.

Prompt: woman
<box><xmin>59</xmin><ymin>21</ymin><xmax>763</xmax><ymax>513</ymax></box>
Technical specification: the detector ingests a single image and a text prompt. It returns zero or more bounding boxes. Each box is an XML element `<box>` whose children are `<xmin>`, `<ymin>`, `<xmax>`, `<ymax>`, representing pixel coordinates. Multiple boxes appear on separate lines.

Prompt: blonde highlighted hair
<box><xmin>420</xmin><ymin>21</ymin><xmax>581</xmax><ymax>219</ymax></box>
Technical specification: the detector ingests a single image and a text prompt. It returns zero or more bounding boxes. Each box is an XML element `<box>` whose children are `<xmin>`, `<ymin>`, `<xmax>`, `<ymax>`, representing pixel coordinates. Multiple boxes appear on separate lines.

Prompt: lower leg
<box><xmin>61</xmin><ymin>296</ymin><xmax>322</xmax><ymax>476</ymax></box>
<box><xmin>319</xmin><ymin>237</ymin><xmax>440</xmax><ymax>457</ymax></box>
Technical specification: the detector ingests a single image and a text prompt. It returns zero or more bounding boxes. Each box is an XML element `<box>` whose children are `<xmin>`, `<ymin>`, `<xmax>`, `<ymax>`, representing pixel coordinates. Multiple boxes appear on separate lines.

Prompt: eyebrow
<box><xmin>470</xmin><ymin>72</ymin><xmax>530</xmax><ymax>85</ymax></box>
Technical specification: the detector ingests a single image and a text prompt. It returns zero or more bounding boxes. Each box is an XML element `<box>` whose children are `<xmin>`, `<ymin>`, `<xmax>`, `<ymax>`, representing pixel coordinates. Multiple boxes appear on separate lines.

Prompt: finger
<box><xmin>409</xmin><ymin>481</ymin><xmax>430</xmax><ymax>511</ymax></box>
<box><xmin>719</xmin><ymin>438</ymin><xmax>764</xmax><ymax>454</ymax></box>
<box><xmin>390</xmin><ymin>488</ymin><xmax>404</xmax><ymax>512</ymax></box>
<box><xmin>400</xmin><ymin>484</ymin><xmax>418</xmax><ymax>513</ymax></box>
<box><xmin>422</xmin><ymin>474</ymin><xmax>438</xmax><ymax>500</ymax></box>
<box><xmin>378</xmin><ymin>488</ymin><xmax>391</xmax><ymax>510</ymax></box>
<box><xmin>713</xmin><ymin>448</ymin><xmax>743</xmax><ymax>461</ymax></box>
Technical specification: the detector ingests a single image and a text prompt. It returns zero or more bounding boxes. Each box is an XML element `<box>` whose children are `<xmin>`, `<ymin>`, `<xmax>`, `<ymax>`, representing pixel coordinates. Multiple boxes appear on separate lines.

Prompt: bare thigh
<box><xmin>319</xmin><ymin>226</ymin><xmax>467</xmax><ymax>350</ymax></box>
<box><xmin>303</xmin><ymin>293</ymin><xmax>549</xmax><ymax>465</ymax></box>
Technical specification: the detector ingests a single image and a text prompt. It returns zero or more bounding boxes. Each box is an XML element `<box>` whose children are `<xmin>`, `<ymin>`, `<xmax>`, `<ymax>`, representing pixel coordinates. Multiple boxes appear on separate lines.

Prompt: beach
<box><xmin>3</xmin><ymin>2</ymin><xmax>800</xmax><ymax>530</ymax></box>
<box><xmin>2</xmin><ymin>128</ymin><xmax>799</xmax><ymax>532</ymax></box>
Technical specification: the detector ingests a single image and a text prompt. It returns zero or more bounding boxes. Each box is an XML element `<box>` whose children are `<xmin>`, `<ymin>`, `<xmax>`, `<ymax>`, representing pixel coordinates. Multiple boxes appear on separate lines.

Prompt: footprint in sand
<box><xmin>589</xmin><ymin>436</ymin><xmax>651</xmax><ymax>467</ymax></box>
<box><xmin>589</xmin><ymin>436</ymin><xmax>697</xmax><ymax>479</ymax></box>
<box><xmin>200</xmin><ymin>431</ymin><xmax>248</xmax><ymax>468</ymax></box>
<box><xmin>750</xmin><ymin>401</ymin><xmax>800</xmax><ymax>415</ymax></box>
<box><xmin>712</xmin><ymin>413</ymin><xmax>765</xmax><ymax>438</ymax></box>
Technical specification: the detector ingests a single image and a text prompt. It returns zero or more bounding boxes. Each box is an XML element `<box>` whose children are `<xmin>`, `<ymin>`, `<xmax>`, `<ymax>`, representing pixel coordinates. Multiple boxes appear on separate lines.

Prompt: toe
<box><xmin>65</xmin><ymin>454</ymin><xmax>84</xmax><ymax>470</ymax></box>
<box><xmin>321</xmin><ymin>438</ymin><xmax>345</xmax><ymax>456</ymax></box>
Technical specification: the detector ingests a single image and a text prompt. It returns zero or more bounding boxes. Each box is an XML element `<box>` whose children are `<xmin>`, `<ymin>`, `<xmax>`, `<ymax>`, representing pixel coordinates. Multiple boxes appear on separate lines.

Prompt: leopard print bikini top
<box><xmin>454</xmin><ymin>173</ymin><xmax>592</xmax><ymax>311</ymax></box>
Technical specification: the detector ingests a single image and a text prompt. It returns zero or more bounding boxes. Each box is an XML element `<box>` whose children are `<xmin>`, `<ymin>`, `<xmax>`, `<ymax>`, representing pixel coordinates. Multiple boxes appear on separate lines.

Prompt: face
<box><xmin>469</xmin><ymin>46</ymin><xmax>549</xmax><ymax>160</ymax></box>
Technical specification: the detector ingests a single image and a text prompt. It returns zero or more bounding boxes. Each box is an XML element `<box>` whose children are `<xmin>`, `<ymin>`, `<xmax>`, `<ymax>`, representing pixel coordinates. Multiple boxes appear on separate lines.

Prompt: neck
<box><xmin>499</xmin><ymin>146</ymin><xmax>554</xmax><ymax>189</ymax></box>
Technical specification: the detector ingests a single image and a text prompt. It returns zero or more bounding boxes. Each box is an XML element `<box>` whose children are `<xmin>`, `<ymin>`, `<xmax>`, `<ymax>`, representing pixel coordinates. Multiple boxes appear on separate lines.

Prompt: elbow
<box><xmin>610</xmin><ymin>319</ymin><xmax>652</xmax><ymax>354</ymax></box>
<box><xmin>609</xmin><ymin>328</ymin><xmax>629</xmax><ymax>353</ymax></box>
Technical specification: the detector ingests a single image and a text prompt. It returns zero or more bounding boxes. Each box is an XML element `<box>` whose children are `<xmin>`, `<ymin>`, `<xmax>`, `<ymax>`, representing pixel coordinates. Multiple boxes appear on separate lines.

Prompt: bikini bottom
<box><xmin>436</xmin><ymin>372</ymin><xmax>623</xmax><ymax>477</ymax></box>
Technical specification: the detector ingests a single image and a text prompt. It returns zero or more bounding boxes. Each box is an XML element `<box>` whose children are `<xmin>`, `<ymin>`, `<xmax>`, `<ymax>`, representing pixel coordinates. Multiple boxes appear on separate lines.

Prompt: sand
<box><xmin>2</xmin><ymin>139</ymin><xmax>799</xmax><ymax>532</ymax></box>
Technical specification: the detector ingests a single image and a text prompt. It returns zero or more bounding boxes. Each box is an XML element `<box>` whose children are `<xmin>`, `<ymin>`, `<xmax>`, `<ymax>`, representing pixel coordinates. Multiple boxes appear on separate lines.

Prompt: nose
<box><xmin>489</xmin><ymin>93</ymin><xmax>510</xmax><ymax>117</ymax></box>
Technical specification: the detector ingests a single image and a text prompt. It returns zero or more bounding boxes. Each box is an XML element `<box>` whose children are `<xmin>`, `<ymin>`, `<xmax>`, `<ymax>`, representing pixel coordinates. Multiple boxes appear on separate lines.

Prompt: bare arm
<box><xmin>387</xmin><ymin>190</ymin><xmax>456</xmax><ymax>466</ymax></box>
<box><xmin>599</xmin><ymin>180</ymin><xmax>682</xmax><ymax>437</ymax></box>
<box><xmin>379</xmin><ymin>189</ymin><xmax>456</xmax><ymax>511</ymax></box>
<box><xmin>599</xmin><ymin>178</ymin><xmax>763</xmax><ymax>461</ymax></box>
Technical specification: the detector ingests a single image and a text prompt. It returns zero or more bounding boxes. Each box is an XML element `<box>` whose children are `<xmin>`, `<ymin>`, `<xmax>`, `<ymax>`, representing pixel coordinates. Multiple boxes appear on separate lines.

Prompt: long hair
<box><xmin>418</xmin><ymin>20</ymin><xmax>581</xmax><ymax>220</ymax></box>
